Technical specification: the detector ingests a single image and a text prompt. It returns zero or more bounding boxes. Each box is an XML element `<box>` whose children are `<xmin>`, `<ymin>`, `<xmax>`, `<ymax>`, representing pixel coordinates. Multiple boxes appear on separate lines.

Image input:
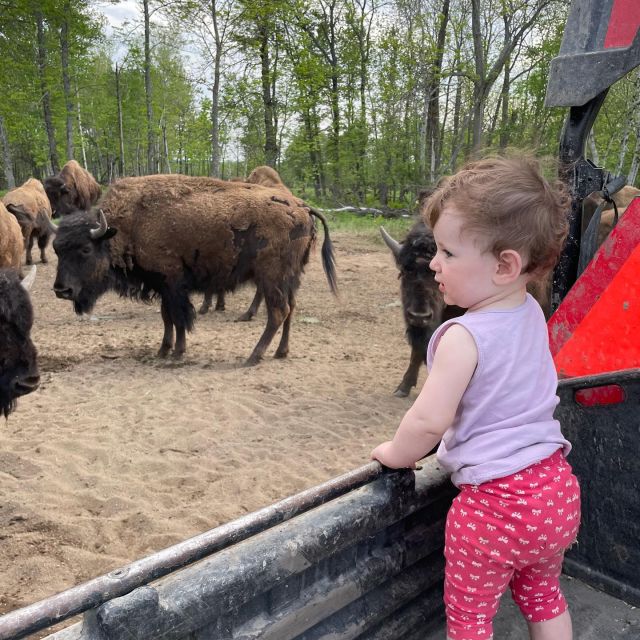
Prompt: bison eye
<box><xmin>80</xmin><ymin>245</ymin><xmax>93</xmax><ymax>257</ymax></box>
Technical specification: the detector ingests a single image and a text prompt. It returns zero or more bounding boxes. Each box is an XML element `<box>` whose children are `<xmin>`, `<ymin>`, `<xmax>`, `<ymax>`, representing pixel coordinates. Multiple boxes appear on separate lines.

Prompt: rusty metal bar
<box><xmin>0</xmin><ymin>461</ymin><xmax>385</xmax><ymax>640</ymax></box>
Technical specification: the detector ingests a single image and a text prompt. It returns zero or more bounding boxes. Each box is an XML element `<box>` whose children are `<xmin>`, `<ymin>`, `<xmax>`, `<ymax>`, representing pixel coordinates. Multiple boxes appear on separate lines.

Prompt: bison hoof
<box><xmin>274</xmin><ymin>349</ymin><xmax>288</xmax><ymax>359</ymax></box>
<box><xmin>393</xmin><ymin>386</ymin><xmax>410</xmax><ymax>398</ymax></box>
<box><xmin>244</xmin><ymin>355</ymin><xmax>262</xmax><ymax>367</ymax></box>
<box><xmin>235</xmin><ymin>312</ymin><xmax>254</xmax><ymax>322</ymax></box>
<box><xmin>171</xmin><ymin>350</ymin><xmax>185</xmax><ymax>360</ymax></box>
<box><xmin>157</xmin><ymin>345</ymin><xmax>172</xmax><ymax>358</ymax></box>
<box><xmin>198</xmin><ymin>306</ymin><xmax>210</xmax><ymax>315</ymax></box>
<box><xmin>41</xmin><ymin>258</ymin><xmax>48</xmax><ymax>264</ymax></box>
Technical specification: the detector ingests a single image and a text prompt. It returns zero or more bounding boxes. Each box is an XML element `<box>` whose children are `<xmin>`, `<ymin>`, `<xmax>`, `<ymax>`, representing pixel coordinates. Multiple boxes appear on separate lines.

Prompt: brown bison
<box><xmin>52</xmin><ymin>175</ymin><xmax>337</xmax><ymax>364</ymax></box>
<box><xmin>581</xmin><ymin>184</ymin><xmax>640</xmax><ymax>234</ymax></box>
<box><xmin>200</xmin><ymin>166</ymin><xmax>294</xmax><ymax>319</ymax></box>
<box><xmin>44</xmin><ymin>159</ymin><xmax>101</xmax><ymax>218</ymax></box>
<box><xmin>0</xmin><ymin>267</ymin><xmax>40</xmax><ymax>418</ymax></box>
<box><xmin>0</xmin><ymin>202</ymin><xmax>24</xmax><ymax>273</ymax></box>
<box><xmin>2</xmin><ymin>178</ymin><xmax>54</xmax><ymax>265</ymax></box>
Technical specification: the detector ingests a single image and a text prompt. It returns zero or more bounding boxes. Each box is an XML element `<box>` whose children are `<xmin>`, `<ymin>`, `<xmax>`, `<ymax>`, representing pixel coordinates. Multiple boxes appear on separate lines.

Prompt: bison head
<box><xmin>53</xmin><ymin>209</ymin><xmax>117</xmax><ymax>315</ymax></box>
<box><xmin>381</xmin><ymin>222</ymin><xmax>446</xmax><ymax>334</ymax></box>
<box><xmin>44</xmin><ymin>175</ymin><xmax>76</xmax><ymax>218</ymax></box>
<box><xmin>0</xmin><ymin>268</ymin><xmax>40</xmax><ymax>418</ymax></box>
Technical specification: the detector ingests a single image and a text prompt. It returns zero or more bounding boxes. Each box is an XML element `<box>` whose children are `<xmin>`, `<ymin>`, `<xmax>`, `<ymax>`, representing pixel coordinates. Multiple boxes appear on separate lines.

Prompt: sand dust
<box><xmin>0</xmin><ymin>230</ymin><xmax>426</xmax><ymax>633</ymax></box>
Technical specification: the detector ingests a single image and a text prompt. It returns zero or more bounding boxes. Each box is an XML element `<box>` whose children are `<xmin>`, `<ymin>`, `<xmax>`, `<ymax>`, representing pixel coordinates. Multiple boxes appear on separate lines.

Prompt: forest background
<box><xmin>1</xmin><ymin>0</ymin><xmax>640</xmax><ymax>209</ymax></box>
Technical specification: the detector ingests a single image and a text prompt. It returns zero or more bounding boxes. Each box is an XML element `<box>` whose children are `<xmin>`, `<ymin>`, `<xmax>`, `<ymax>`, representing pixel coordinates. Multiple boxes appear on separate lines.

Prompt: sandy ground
<box><xmin>0</xmin><ymin>230</ymin><xmax>426</xmax><ymax>631</ymax></box>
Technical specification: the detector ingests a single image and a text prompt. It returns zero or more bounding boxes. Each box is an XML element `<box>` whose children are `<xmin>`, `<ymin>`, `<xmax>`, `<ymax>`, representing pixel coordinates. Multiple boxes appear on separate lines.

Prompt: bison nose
<box><xmin>407</xmin><ymin>309</ymin><xmax>434</xmax><ymax>327</ymax></box>
<box><xmin>11</xmin><ymin>374</ymin><xmax>40</xmax><ymax>397</ymax></box>
<box><xmin>53</xmin><ymin>284</ymin><xmax>73</xmax><ymax>300</ymax></box>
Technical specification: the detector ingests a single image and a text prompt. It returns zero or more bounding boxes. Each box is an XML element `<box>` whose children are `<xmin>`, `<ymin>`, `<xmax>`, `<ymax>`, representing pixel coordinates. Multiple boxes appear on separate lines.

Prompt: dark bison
<box><xmin>199</xmin><ymin>166</ymin><xmax>294</xmax><ymax>318</ymax></box>
<box><xmin>2</xmin><ymin>178</ymin><xmax>55</xmax><ymax>265</ymax></box>
<box><xmin>52</xmin><ymin>175</ymin><xmax>337</xmax><ymax>365</ymax></box>
<box><xmin>44</xmin><ymin>159</ymin><xmax>102</xmax><ymax>218</ymax></box>
<box><xmin>381</xmin><ymin>222</ymin><xmax>462</xmax><ymax>397</ymax></box>
<box><xmin>381</xmin><ymin>221</ymin><xmax>556</xmax><ymax>397</ymax></box>
<box><xmin>0</xmin><ymin>267</ymin><xmax>40</xmax><ymax>418</ymax></box>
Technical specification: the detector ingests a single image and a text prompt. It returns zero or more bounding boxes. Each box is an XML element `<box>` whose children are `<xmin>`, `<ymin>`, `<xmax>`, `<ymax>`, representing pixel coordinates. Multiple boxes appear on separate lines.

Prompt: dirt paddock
<box><xmin>0</xmin><ymin>230</ymin><xmax>425</xmax><ymax>630</ymax></box>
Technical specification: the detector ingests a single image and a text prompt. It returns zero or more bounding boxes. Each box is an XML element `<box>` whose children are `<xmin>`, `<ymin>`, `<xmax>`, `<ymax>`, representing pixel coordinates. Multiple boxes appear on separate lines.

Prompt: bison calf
<box><xmin>53</xmin><ymin>175</ymin><xmax>337</xmax><ymax>365</ymax></box>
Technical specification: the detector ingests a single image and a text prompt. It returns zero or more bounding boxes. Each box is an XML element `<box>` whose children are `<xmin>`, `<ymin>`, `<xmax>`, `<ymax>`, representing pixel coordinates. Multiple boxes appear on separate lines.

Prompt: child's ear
<box><xmin>494</xmin><ymin>249</ymin><xmax>523</xmax><ymax>284</ymax></box>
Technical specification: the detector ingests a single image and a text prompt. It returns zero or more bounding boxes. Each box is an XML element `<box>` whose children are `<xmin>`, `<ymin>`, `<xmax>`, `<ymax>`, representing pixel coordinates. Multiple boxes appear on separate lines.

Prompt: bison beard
<box><xmin>52</xmin><ymin>176</ymin><xmax>337</xmax><ymax>364</ymax></box>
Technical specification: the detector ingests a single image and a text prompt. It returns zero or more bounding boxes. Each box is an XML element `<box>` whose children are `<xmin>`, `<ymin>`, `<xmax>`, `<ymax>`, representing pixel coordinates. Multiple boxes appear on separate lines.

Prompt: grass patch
<box><xmin>321</xmin><ymin>211</ymin><xmax>417</xmax><ymax>242</ymax></box>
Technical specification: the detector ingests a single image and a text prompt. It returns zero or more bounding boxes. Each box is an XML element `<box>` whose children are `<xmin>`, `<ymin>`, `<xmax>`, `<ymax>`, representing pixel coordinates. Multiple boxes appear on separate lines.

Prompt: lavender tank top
<box><xmin>426</xmin><ymin>294</ymin><xmax>571</xmax><ymax>487</ymax></box>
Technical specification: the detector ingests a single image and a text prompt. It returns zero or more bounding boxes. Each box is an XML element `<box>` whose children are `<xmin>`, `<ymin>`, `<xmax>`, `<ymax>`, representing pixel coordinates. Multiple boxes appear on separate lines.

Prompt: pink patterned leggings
<box><xmin>444</xmin><ymin>449</ymin><xmax>581</xmax><ymax>640</ymax></box>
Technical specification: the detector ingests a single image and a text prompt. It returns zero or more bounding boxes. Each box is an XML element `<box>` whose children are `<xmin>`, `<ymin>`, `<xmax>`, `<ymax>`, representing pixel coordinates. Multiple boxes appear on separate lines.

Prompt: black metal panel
<box><xmin>556</xmin><ymin>369</ymin><xmax>640</xmax><ymax>606</ymax></box>
<box><xmin>45</xmin><ymin>461</ymin><xmax>456</xmax><ymax>640</ymax></box>
<box><xmin>545</xmin><ymin>0</ymin><xmax>640</xmax><ymax>107</ymax></box>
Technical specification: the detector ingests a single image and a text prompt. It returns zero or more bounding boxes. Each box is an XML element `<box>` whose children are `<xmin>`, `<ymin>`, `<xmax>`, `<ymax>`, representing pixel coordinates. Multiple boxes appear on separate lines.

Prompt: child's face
<box><xmin>429</xmin><ymin>206</ymin><xmax>501</xmax><ymax>310</ymax></box>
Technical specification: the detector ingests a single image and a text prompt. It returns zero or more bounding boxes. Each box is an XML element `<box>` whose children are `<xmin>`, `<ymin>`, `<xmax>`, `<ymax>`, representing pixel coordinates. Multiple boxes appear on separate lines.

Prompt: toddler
<box><xmin>371</xmin><ymin>156</ymin><xmax>580</xmax><ymax>640</ymax></box>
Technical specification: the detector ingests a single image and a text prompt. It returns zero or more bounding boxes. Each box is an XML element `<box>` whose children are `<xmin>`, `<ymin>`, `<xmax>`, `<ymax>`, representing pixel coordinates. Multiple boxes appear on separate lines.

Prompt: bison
<box><xmin>380</xmin><ymin>222</ymin><xmax>463</xmax><ymax>397</ymax></box>
<box><xmin>381</xmin><ymin>222</ymin><xmax>553</xmax><ymax>396</ymax></box>
<box><xmin>199</xmin><ymin>166</ymin><xmax>294</xmax><ymax>318</ymax></box>
<box><xmin>44</xmin><ymin>159</ymin><xmax>102</xmax><ymax>218</ymax></box>
<box><xmin>2</xmin><ymin>178</ymin><xmax>55</xmax><ymax>265</ymax></box>
<box><xmin>52</xmin><ymin>174</ymin><xmax>337</xmax><ymax>364</ymax></box>
<box><xmin>0</xmin><ymin>202</ymin><xmax>24</xmax><ymax>273</ymax></box>
<box><xmin>0</xmin><ymin>267</ymin><xmax>40</xmax><ymax>418</ymax></box>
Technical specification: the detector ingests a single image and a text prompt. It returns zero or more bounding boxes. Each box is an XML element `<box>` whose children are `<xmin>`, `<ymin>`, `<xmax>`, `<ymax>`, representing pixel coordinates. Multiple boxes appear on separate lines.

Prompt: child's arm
<box><xmin>371</xmin><ymin>323</ymin><xmax>478</xmax><ymax>469</ymax></box>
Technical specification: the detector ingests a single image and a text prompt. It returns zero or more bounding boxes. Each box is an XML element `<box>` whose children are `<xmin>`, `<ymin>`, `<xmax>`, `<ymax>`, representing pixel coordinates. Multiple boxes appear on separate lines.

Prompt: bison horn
<box><xmin>90</xmin><ymin>209</ymin><xmax>109</xmax><ymax>239</ymax></box>
<box><xmin>380</xmin><ymin>226</ymin><xmax>402</xmax><ymax>258</ymax></box>
<box><xmin>20</xmin><ymin>265</ymin><xmax>36</xmax><ymax>292</ymax></box>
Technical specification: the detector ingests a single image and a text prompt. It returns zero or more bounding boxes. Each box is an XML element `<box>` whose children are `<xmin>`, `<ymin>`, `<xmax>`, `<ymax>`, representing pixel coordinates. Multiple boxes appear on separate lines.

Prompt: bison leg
<box><xmin>394</xmin><ymin>344</ymin><xmax>426</xmax><ymax>397</ymax></box>
<box><xmin>236</xmin><ymin>286</ymin><xmax>263</xmax><ymax>322</ymax></box>
<box><xmin>214</xmin><ymin>291</ymin><xmax>226</xmax><ymax>311</ymax></box>
<box><xmin>158</xmin><ymin>299</ymin><xmax>175</xmax><ymax>358</ymax></box>
<box><xmin>37</xmin><ymin>233</ymin><xmax>49</xmax><ymax>264</ymax></box>
<box><xmin>25</xmin><ymin>232</ymin><xmax>35</xmax><ymax>266</ymax></box>
<box><xmin>274</xmin><ymin>291</ymin><xmax>295</xmax><ymax>359</ymax></box>
<box><xmin>198</xmin><ymin>290</ymin><xmax>214</xmax><ymax>315</ymax></box>
<box><xmin>245</xmin><ymin>295</ymin><xmax>289</xmax><ymax>366</ymax></box>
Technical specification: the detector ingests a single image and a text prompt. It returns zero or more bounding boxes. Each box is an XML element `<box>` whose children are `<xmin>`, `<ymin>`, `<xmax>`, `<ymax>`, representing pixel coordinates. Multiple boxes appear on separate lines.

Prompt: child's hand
<box><xmin>370</xmin><ymin>441</ymin><xmax>416</xmax><ymax>469</ymax></box>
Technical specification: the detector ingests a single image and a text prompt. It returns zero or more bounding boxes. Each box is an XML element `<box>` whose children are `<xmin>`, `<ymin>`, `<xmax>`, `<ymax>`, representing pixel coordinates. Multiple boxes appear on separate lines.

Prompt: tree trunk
<box><xmin>259</xmin><ymin>25</ymin><xmax>278</xmax><ymax>167</ymax></box>
<box><xmin>0</xmin><ymin>115</ymin><xmax>15</xmax><ymax>188</ymax></box>
<box><xmin>426</xmin><ymin>0</ymin><xmax>450</xmax><ymax>182</ymax></box>
<box><xmin>36</xmin><ymin>9</ymin><xmax>59</xmax><ymax>173</ymax></box>
<box><xmin>60</xmin><ymin>3</ymin><xmax>74</xmax><ymax>161</ymax></box>
<box><xmin>143</xmin><ymin>0</ymin><xmax>155</xmax><ymax>174</ymax></box>
<box><xmin>115</xmin><ymin>64</ymin><xmax>125</xmax><ymax>175</ymax></box>
<box><xmin>210</xmin><ymin>0</ymin><xmax>222</xmax><ymax>177</ymax></box>
<box><xmin>75</xmin><ymin>79</ymin><xmax>88</xmax><ymax>169</ymax></box>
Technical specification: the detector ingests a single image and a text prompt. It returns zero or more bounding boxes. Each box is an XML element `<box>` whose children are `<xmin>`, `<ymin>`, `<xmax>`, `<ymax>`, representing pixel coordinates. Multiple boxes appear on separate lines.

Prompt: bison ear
<box><xmin>60</xmin><ymin>185</ymin><xmax>70</xmax><ymax>194</ymax></box>
<box><xmin>104</xmin><ymin>227</ymin><xmax>117</xmax><ymax>240</ymax></box>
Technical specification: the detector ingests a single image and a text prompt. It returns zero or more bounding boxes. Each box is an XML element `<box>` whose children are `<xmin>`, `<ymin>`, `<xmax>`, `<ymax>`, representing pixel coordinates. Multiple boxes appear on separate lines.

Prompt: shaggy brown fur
<box><xmin>246</xmin><ymin>165</ymin><xmax>294</xmax><ymax>194</ymax></box>
<box><xmin>2</xmin><ymin>178</ymin><xmax>54</xmax><ymax>265</ymax></box>
<box><xmin>201</xmin><ymin>167</ymin><xmax>295</xmax><ymax>318</ymax></box>
<box><xmin>53</xmin><ymin>174</ymin><xmax>337</xmax><ymax>364</ymax></box>
<box><xmin>0</xmin><ymin>202</ymin><xmax>24</xmax><ymax>273</ymax></box>
<box><xmin>582</xmin><ymin>185</ymin><xmax>640</xmax><ymax>233</ymax></box>
<box><xmin>44</xmin><ymin>159</ymin><xmax>101</xmax><ymax>217</ymax></box>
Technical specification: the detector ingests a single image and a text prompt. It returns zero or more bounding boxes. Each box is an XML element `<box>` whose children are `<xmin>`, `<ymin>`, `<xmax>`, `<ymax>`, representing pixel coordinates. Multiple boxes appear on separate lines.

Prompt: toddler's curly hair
<box><xmin>423</xmin><ymin>155</ymin><xmax>571</xmax><ymax>275</ymax></box>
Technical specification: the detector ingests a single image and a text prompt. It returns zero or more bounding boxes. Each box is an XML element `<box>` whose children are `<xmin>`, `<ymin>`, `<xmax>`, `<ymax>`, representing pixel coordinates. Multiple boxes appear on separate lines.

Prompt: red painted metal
<box><xmin>549</xmin><ymin>198</ymin><xmax>640</xmax><ymax>360</ymax></box>
<box><xmin>604</xmin><ymin>0</ymin><xmax>640</xmax><ymax>48</ymax></box>
<box><xmin>574</xmin><ymin>384</ymin><xmax>626</xmax><ymax>407</ymax></box>
<box><xmin>551</xmin><ymin>239</ymin><xmax>640</xmax><ymax>377</ymax></box>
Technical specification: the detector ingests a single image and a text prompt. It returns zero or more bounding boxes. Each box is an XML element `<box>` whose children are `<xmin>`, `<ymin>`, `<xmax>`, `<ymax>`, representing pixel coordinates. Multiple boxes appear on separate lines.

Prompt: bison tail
<box><xmin>309</xmin><ymin>208</ymin><xmax>338</xmax><ymax>296</ymax></box>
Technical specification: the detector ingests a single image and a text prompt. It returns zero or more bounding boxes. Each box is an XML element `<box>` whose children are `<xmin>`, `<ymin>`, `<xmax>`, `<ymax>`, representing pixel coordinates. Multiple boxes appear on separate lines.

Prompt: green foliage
<box><xmin>2</xmin><ymin>0</ymin><xmax>639</xmax><ymax>204</ymax></box>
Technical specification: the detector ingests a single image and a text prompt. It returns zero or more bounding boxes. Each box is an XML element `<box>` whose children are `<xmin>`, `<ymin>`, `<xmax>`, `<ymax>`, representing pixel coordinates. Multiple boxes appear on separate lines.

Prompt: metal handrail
<box><xmin>0</xmin><ymin>461</ymin><xmax>385</xmax><ymax>640</ymax></box>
